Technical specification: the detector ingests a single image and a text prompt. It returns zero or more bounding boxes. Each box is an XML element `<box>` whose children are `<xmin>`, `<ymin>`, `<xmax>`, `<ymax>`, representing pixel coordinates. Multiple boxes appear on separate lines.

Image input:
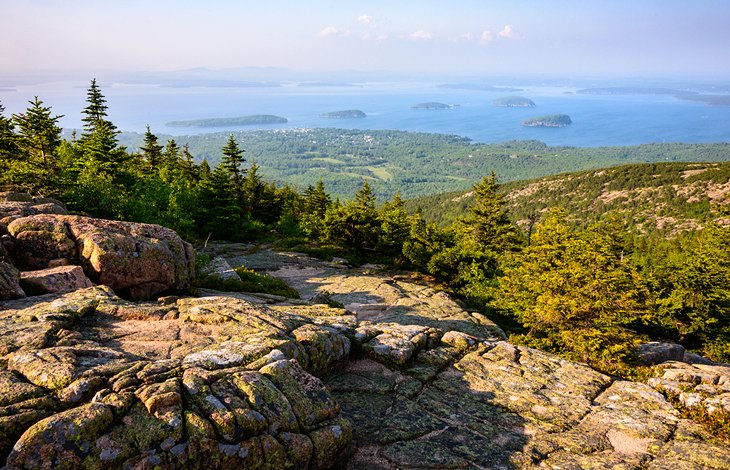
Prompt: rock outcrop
<box><xmin>7</xmin><ymin>214</ymin><xmax>195</xmax><ymax>299</ymax></box>
<box><xmin>2</xmin><ymin>243</ymin><xmax>729</xmax><ymax>469</ymax></box>
<box><xmin>19</xmin><ymin>265</ymin><xmax>94</xmax><ymax>295</ymax></box>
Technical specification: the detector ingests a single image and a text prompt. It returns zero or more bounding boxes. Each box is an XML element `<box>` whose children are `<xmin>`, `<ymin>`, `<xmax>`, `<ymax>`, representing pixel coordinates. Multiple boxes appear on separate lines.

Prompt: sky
<box><xmin>2</xmin><ymin>0</ymin><xmax>730</xmax><ymax>80</ymax></box>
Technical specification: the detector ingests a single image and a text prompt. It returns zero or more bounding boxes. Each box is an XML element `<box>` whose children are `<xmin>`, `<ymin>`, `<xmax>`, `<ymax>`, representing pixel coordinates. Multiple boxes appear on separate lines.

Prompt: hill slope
<box><xmin>406</xmin><ymin>161</ymin><xmax>730</xmax><ymax>234</ymax></box>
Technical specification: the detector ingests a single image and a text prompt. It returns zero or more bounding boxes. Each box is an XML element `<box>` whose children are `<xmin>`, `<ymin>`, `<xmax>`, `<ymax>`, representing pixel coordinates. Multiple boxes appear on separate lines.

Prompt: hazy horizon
<box><xmin>2</xmin><ymin>0</ymin><xmax>730</xmax><ymax>82</ymax></box>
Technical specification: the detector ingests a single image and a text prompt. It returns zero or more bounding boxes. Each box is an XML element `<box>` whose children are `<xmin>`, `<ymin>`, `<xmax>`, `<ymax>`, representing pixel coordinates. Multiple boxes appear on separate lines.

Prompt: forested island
<box><xmin>522</xmin><ymin>114</ymin><xmax>572</xmax><ymax>127</ymax></box>
<box><xmin>320</xmin><ymin>109</ymin><xmax>367</xmax><ymax>119</ymax></box>
<box><xmin>166</xmin><ymin>114</ymin><xmax>288</xmax><ymax>127</ymax></box>
<box><xmin>411</xmin><ymin>102</ymin><xmax>456</xmax><ymax>110</ymax></box>
<box><xmin>492</xmin><ymin>96</ymin><xmax>536</xmax><ymax>107</ymax></box>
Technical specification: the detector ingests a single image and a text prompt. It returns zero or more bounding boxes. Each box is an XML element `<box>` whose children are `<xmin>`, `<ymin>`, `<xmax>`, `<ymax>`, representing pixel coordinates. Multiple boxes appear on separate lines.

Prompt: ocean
<box><xmin>1</xmin><ymin>81</ymin><xmax>729</xmax><ymax>147</ymax></box>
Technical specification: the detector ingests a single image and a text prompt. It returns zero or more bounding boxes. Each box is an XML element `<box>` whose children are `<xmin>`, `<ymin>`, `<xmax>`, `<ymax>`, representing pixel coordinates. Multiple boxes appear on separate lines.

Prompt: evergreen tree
<box><xmin>0</xmin><ymin>103</ymin><xmax>19</xmax><ymax>187</ymax></box>
<box><xmin>220</xmin><ymin>135</ymin><xmax>247</xmax><ymax>211</ymax></box>
<box><xmin>378</xmin><ymin>192</ymin><xmax>411</xmax><ymax>256</ymax></box>
<box><xmin>462</xmin><ymin>172</ymin><xmax>521</xmax><ymax>252</ymax></box>
<box><xmin>11</xmin><ymin>97</ymin><xmax>64</xmax><ymax>192</ymax></box>
<box><xmin>77</xmin><ymin>80</ymin><xmax>126</xmax><ymax>177</ymax></box>
<box><xmin>303</xmin><ymin>179</ymin><xmax>331</xmax><ymax>217</ymax></box>
<box><xmin>81</xmin><ymin>78</ymin><xmax>118</xmax><ymax>143</ymax></box>
<box><xmin>0</xmin><ymin>102</ymin><xmax>17</xmax><ymax>158</ymax></box>
<box><xmin>493</xmin><ymin>208</ymin><xmax>649</xmax><ymax>372</ymax></box>
<box><xmin>140</xmin><ymin>125</ymin><xmax>163</xmax><ymax>171</ymax></box>
<box><xmin>180</xmin><ymin>143</ymin><xmax>199</xmax><ymax>182</ymax></box>
<box><xmin>196</xmin><ymin>164</ymin><xmax>242</xmax><ymax>240</ymax></box>
<box><xmin>164</xmin><ymin>139</ymin><xmax>181</xmax><ymax>166</ymax></box>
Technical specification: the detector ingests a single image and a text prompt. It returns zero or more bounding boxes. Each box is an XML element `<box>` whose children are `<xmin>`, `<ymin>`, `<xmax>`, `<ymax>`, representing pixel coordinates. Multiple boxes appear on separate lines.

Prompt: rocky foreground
<box><xmin>1</xmin><ymin>197</ymin><xmax>730</xmax><ymax>468</ymax></box>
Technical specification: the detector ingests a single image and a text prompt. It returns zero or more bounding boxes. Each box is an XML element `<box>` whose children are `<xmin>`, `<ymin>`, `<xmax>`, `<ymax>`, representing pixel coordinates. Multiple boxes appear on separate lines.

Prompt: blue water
<box><xmin>1</xmin><ymin>81</ymin><xmax>729</xmax><ymax>147</ymax></box>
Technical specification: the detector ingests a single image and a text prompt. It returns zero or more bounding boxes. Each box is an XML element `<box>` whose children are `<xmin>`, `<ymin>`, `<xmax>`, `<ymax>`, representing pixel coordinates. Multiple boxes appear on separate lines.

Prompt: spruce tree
<box><xmin>11</xmin><ymin>97</ymin><xmax>64</xmax><ymax>192</ymax></box>
<box><xmin>81</xmin><ymin>78</ymin><xmax>118</xmax><ymax>143</ymax></box>
<box><xmin>140</xmin><ymin>125</ymin><xmax>163</xmax><ymax>171</ymax></box>
<box><xmin>220</xmin><ymin>134</ymin><xmax>247</xmax><ymax>211</ymax></box>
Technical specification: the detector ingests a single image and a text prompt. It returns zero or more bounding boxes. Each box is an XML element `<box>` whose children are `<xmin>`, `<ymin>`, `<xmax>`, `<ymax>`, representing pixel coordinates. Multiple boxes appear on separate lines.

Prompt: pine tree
<box><xmin>0</xmin><ymin>102</ymin><xmax>17</xmax><ymax>158</ymax></box>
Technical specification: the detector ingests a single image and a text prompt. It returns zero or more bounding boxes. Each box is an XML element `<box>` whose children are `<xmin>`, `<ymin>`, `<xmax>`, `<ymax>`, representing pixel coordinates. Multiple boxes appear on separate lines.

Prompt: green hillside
<box><xmin>406</xmin><ymin>161</ymin><xmax>730</xmax><ymax>235</ymax></box>
<box><xmin>118</xmin><ymin>129</ymin><xmax>730</xmax><ymax>200</ymax></box>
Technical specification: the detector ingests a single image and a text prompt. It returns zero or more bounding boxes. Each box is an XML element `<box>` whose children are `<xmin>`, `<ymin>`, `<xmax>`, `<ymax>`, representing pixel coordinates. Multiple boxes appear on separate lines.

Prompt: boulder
<box><xmin>637</xmin><ymin>342</ymin><xmax>686</xmax><ymax>365</ymax></box>
<box><xmin>19</xmin><ymin>265</ymin><xmax>94</xmax><ymax>295</ymax></box>
<box><xmin>0</xmin><ymin>192</ymin><xmax>68</xmax><ymax>226</ymax></box>
<box><xmin>0</xmin><ymin>261</ymin><xmax>25</xmax><ymax>300</ymax></box>
<box><xmin>8</xmin><ymin>214</ymin><xmax>195</xmax><ymax>300</ymax></box>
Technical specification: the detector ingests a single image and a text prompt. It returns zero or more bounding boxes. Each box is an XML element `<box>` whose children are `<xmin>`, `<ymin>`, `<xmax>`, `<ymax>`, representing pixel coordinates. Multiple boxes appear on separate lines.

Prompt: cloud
<box><xmin>357</xmin><ymin>14</ymin><xmax>374</xmax><ymax>26</ymax></box>
<box><xmin>499</xmin><ymin>25</ymin><xmax>514</xmax><ymax>39</ymax></box>
<box><xmin>317</xmin><ymin>26</ymin><xmax>350</xmax><ymax>38</ymax></box>
<box><xmin>454</xmin><ymin>32</ymin><xmax>474</xmax><ymax>43</ymax></box>
<box><xmin>410</xmin><ymin>30</ymin><xmax>432</xmax><ymax>40</ymax></box>
<box><xmin>479</xmin><ymin>30</ymin><xmax>493</xmax><ymax>45</ymax></box>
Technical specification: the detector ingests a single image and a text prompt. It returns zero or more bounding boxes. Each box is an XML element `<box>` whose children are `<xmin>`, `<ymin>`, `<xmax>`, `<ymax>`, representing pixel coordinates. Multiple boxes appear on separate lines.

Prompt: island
<box><xmin>166</xmin><ymin>115</ymin><xmax>288</xmax><ymax>127</ymax></box>
<box><xmin>493</xmin><ymin>96</ymin><xmax>536</xmax><ymax>108</ymax></box>
<box><xmin>522</xmin><ymin>114</ymin><xmax>572</xmax><ymax>127</ymax></box>
<box><xmin>411</xmin><ymin>102</ymin><xmax>457</xmax><ymax>110</ymax></box>
<box><xmin>320</xmin><ymin>109</ymin><xmax>367</xmax><ymax>119</ymax></box>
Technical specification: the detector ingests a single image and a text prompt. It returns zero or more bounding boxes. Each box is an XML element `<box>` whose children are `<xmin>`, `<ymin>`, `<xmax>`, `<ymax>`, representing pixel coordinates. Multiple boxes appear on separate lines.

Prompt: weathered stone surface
<box><xmin>8</xmin><ymin>214</ymin><xmax>195</xmax><ymax>299</ymax></box>
<box><xmin>0</xmin><ymin>261</ymin><xmax>25</xmax><ymax>300</ymax></box>
<box><xmin>19</xmin><ymin>265</ymin><xmax>94</xmax><ymax>295</ymax></box>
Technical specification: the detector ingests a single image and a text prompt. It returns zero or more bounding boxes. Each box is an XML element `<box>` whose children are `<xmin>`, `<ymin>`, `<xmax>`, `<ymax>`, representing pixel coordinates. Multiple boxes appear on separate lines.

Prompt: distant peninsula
<box><xmin>493</xmin><ymin>96</ymin><xmax>536</xmax><ymax>108</ymax></box>
<box><xmin>523</xmin><ymin>114</ymin><xmax>572</xmax><ymax>127</ymax></box>
<box><xmin>166</xmin><ymin>115</ymin><xmax>288</xmax><ymax>127</ymax></box>
<box><xmin>411</xmin><ymin>102</ymin><xmax>457</xmax><ymax>110</ymax></box>
<box><xmin>576</xmin><ymin>87</ymin><xmax>696</xmax><ymax>96</ymax></box>
<box><xmin>439</xmin><ymin>84</ymin><xmax>523</xmax><ymax>92</ymax></box>
<box><xmin>321</xmin><ymin>109</ymin><xmax>367</xmax><ymax>119</ymax></box>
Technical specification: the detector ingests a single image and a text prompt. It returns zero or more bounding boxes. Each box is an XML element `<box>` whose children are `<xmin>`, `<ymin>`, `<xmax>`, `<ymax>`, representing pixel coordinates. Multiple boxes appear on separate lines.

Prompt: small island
<box><xmin>320</xmin><ymin>109</ymin><xmax>367</xmax><ymax>119</ymax></box>
<box><xmin>522</xmin><ymin>114</ymin><xmax>572</xmax><ymax>127</ymax></box>
<box><xmin>411</xmin><ymin>102</ymin><xmax>457</xmax><ymax>110</ymax></box>
<box><xmin>493</xmin><ymin>96</ymin><xmax>536</xmax><ymax>108</ymax></box>
<box><xmin>166</xmin><ymin>114</ymin><xmax>288</xmax><ymax>127</ymax></box>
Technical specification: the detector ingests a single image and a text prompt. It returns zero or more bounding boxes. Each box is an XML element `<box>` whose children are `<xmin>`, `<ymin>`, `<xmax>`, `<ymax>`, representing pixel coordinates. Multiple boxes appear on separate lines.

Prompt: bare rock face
<box><xmin>19</xmin><ymin>265</ymin><xmax>94</xmax><ymax>295</ymax></box>
<box><xmin>0</xmin><ymin>261</ymin><xmax>25</xmax><ymax>300</ymax></box>
<box><xmin>0</xmin><ymin>287</ymin><xmax>354</xmax><ymax>468</ymax></box>
<box><xmin>7</xmin><ymin>214</ymin><xmax>195</xmax><ymax>300</ymax></box>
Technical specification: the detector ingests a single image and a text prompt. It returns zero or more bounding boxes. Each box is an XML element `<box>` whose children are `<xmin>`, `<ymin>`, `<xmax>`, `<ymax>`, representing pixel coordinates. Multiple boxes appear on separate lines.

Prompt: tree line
<box><xmin>1</xmin><ymin>80</ymin><xmax>728</xmax><ymax>374</ymax></box>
